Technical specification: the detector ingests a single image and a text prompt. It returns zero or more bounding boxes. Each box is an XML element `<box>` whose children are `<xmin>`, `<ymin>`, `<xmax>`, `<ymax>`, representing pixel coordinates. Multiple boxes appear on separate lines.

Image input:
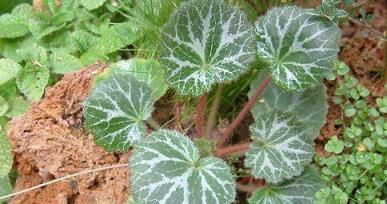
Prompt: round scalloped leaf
<box><xmin>83</xmin><ymin>74</ymin><xmax>155</xmax><ymax>152</ymax></box>
<box><xmin>245</xmin><ymin>110</ymin><xmax>314</xmax><ymax>184</ymax></box>
<box><xmin>249</xmin><ymin>71</ymin><xmax>327</xmax><ymax>138</ymax></box>
<box><xmin>110</xmin><ymin>59</ymin><xmax>169</xmax><ymax>100</ymax></box>
<box><xmin>130</xmin><ymin>130</ymin><xmax>236</xmax><ymax>204</ymax></box>
<box><xmin>255</xmin><ymin>6</ymin><xmax>341</xmax><ymax>91</ymax></box>
<box><xmin>160</xmin><ymin>0</ymin><xmax>255</xmax><ymax>96</ymax></box>
<box><xmin>248</xmin><ymin>166</ymin><xmax>324</xmax><ymax>204</ymax></box>
<box><xmin>0</xmin><ymin>132</ymin><xmax>12</xmax><ymax>177</ymax></box>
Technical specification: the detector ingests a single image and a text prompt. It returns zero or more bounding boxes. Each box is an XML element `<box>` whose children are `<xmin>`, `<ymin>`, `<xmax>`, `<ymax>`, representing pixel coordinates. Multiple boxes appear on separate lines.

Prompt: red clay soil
<box><xmin>7</xmin><ymin>63</ymin><xmax>131</xmax><ymax>204</ymax></box>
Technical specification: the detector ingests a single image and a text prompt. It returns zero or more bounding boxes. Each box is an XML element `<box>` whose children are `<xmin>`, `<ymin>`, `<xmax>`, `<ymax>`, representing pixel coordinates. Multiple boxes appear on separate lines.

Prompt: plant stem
<box><xmin>147</xmin><ymin>118</ymin><xmax>161</xmax><ymax>130</ymax></box>
<box><xmin>205</xmin><ymin>85</ymin><xmax>223</xmax><ymax>136</ymax></box>
<box><xmin>236</xmin><ymin>182</ymin><xmax>258</xmax><ymax>193</ymax></box>
<box><xmin>175</xmin><ymin>102</ymin><xmax>184</xmax><ymax>132</ymax></box>
<box><xmin>218</xmin><ymin>76</ymin><xmax>271</xmax><ymax>147</ymax></box>
<box><xmin>0</xmin><ymin>164</ymin><xmax>128</xmax><ymax>201</ymax></box>
<box><xmin>215</xmin><ymin>142</ymin><xmax>252</xmax><ymax>158</ymax></box>
<box><xmin>196</xmin><ymin>93</ymin><xmax>208</xmax><ymax>138</ymax></box>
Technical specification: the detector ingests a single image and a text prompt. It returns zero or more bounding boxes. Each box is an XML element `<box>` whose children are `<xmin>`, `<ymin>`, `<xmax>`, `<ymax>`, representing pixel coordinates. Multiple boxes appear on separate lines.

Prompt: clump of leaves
<box><xmin>315</xmin><ymin>61</ymin><xmax>387</xmax><ymax>204</ymax></box>
<box><xmin>0</xmin><ymin>0</ymin><xmax>145</xmax><ymax>198</ymax></box>
<box><xmin>0</xmin><ymin>0</ymin><xmax>144</xmax><ymax>111</ymax></box>
<box><xmin>83</xmin><ymin>0</ymin><xmax>342</xmax><ymax>203</ymax></box>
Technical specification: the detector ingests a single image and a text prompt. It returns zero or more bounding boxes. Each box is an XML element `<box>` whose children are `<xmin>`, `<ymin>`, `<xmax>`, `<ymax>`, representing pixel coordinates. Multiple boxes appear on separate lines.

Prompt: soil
<box><xmin>7</xmin><ymin>63</ymin><xmax>131</xmax><ymax>204</ymax></box>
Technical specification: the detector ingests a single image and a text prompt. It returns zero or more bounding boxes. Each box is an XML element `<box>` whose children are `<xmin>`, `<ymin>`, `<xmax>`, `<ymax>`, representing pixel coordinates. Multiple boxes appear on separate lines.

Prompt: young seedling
<box><xmin>83</xmin><ymin>0</ymin><xmax>341</xmax><ymax>203</ymax></box>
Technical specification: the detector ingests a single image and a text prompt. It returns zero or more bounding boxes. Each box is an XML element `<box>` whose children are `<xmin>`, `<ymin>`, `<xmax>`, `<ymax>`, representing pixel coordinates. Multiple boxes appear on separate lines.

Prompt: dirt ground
<box><xmin>8</xmin><ymin>64</ymin><xmax>131</xmax><ymax>204</ymax></box>
<box><xmin>5</xmin><ymin>1</ymin><xmax>386</xmax><ymax>203</ymax></box>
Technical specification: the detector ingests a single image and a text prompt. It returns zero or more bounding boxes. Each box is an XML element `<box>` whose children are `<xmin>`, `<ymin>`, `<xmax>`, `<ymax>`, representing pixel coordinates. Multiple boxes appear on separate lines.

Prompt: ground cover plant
<box><xmin>0</xmin><ymin>0</ymin><xmax>385</xmax><ymax>203</ymax></box>
<box><xmin>315</xmin><ymin>61</ymin><xmax>386</xmax><ymax>204</ymax></box>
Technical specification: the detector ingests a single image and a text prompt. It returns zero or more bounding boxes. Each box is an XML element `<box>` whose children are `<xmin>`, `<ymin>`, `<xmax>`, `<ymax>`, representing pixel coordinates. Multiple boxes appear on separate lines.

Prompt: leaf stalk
<box><xmin>205</xmin><ymin>85</ymin><xmax>224</xmax><ymax>136</ymax></box>
<box><xmin>196</xmin><ymin>93</ymin><xmax>208</xmax><ymax>138</ymax></box>
<box><xmin>216</xmin><ymin>142</ymin><xmax>252</xmax><ymax>158</ymax></box>
<box><xmin>218</xmin><ymin>76</ymin><xmax>271</xmax><ymax>147</ymax></box>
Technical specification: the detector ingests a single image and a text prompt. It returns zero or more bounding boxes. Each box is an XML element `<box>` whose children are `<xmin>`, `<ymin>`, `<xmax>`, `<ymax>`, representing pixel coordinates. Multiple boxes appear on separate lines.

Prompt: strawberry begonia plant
<box><xmin>83</xmin><ymin>0</ymin><xmax>341</xmax><ymax>203</ymax></box>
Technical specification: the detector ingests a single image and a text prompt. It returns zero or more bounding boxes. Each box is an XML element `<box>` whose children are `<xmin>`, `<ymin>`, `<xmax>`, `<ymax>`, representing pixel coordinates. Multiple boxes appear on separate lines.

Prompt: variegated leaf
<box><xmin>255</xmin><ymin>6</ymin><xmax>341</xmax><ymax>91</ymax></box>
<box><xmin>248</xmin><ymin>166</ymin><xmax>324</xmax><ymax>204</ymax></box>
<box><xmin>160</xmin><ymin>0</ymin><xmax>255</xmax><ymax>96</ymax></box>
<box><xmin>83</xmin><ymin>74</ymin><xmax>155</xmax><ymax>151</ymax></box>
<box><xmin>249</xmin><ymin>71</ymin><xmax>327</xmax><ymax>138</ymax></box>
<box><xmin>130</xmin><ymin>130</ymin><xmax>236</xmax><ymax>204</ymax></box>
<box><xmin>110</xmin><ymin>59</ymin><xmax>169</xmax><ymax>100</ymax></box>
<box><xmin>245</xmin><ymin>110</ymin><xmax>314</xmax><ymax>184</ymax></box>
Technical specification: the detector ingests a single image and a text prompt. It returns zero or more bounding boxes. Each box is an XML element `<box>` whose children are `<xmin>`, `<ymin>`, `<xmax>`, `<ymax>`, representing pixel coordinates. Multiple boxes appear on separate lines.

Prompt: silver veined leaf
<box><xmin>110</xmin><ymin>59</ymin><xmax>169</xmax><ymax>100</ymax></box>
<box><xmin>0</xmin><ymin>132</ymin><xmax>12</xmax><ymax>178</ymax></box>
<box><xmin>248</xmin><ymin>166</ymin><xmax>324</xmax><ymax>204</ymax></box>
<box><xmin>245</xmin><ymin>110</ymin><xmax>314</xmax><ymax>184</ymax></box>
<box><xmin>130</xmin><ymin>129</ymin><xmax>236</xmax><ymax>204</ymax></box>
<box><xmin>249</xmin><ymin>71</ymin><xmax>327</xmax><ymax>138</ymax></box>
<box><xmin>83</xmin><ymin>74</ymin><xmax>155</xmax><ymax>151</ymax></box>
<box><xmin>255</xmin><ymin>6</ymin><xmax>341</xmax><ymax>91</ymax></box>
<box><xmin>160</xmin><ymin>0</ymin><xmax>255</xmax><ymax>96</ymax></box>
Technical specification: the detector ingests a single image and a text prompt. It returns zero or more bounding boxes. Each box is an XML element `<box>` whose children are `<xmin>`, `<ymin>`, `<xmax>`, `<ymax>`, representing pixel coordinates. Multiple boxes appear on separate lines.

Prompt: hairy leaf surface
<box><xmin>50</xmin><ymin>50</ymin><xmax>83</xmax><ymax>74</ymax></box>
<box><xmin>245</xmin><ymin>110</ymin><xmax>314</xmax><ymax>184</ymax></box>
<box><xmin>0</xmin><ymin>97</ymin><xmax>8</xmax><ymax>116</ymax></box>
<box><xmin>0</xmin><ymin>58</ymin><xmax>21</xmax><ymax>85</ymax></box>
<box><xmin>255</xmin><ymin>6</ymin><xmax>340</xmax><ymax>91</ymax></box>
<box><xmin>80</xmin><ymin>0</ymin><xmax>106</xmax><ymax>10</ymax></box>
<box><xmin>0</xmin><ymin>175</ymin><xmax>12</xmax><ymax>200</ymax></box>
<box><xmin>83</xmin><ymin>74</ymin><xmax>155</xmax><ymax>151</ymax></box>
<box><xmin>249</xmin><ymin>71</ymin><xmax>327</xmax><ymax>138</ymax></box>
<box><xmin>130</xmin><ymin>130</ymin><xmax>236</xmax><ymax>204</ymax></box>
<box><xmin>0</xmin><ymin>14</ymin><xmax>29</xmax><ymax>38</ymax></box>
<box><xmin>3</xmin><ymin>96</ymin><xmax>29</xmax><ymax>118</ymax></box>
<box><xmin>16</xmin><ymin>63</ymin><xmax>50</xmax><ymax>101</ymax></box>
<box><xmin>248</xmin><ymin>166</ymin><xmax>324</xmax><ymax>204</ymax></box>
<box><xmin>81</xmin><ymin>22</ymin><xmax>141</xmax><ymax>64</ymax></box>
<box><xmin>161</xmin><ymin>0</ymin><xmax>255</xmax><ymax>96</ymax></box>
<box><xmin>0</xmin><ymin>132</ymin><xmax>12</xmax><ymax>177</ymax></box>
<box><xmin>111</xmin><ymin>59</ymin><xmax>168</xmax><ymax>100</ymax></box>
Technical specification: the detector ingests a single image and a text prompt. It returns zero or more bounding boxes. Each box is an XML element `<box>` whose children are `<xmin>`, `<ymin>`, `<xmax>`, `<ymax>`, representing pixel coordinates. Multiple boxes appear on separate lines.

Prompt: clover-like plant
<box><xmin>83</xmin><ymin>0</ymin><xmax>341</xmax><ymax>203</ymax></box>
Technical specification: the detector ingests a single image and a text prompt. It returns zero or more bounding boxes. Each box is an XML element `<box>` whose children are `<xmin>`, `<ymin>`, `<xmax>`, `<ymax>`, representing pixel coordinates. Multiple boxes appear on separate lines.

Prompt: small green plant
<box><xmin>315</xmin><ymin>61</ymin><xmax>387</xmax><ymax>204</ymax></box>
<box><xmin>83</xmin><ymin>0</ymin><xmax>342</xmax><ymax>203</ymax></box>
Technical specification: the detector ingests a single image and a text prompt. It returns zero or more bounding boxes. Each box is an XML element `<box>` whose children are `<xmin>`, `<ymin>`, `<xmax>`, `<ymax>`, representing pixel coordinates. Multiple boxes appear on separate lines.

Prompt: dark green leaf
<box><xmin>83</xmin><ymin>74</ymin><xmax>155</xmax><ymax>151</ymax></box>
